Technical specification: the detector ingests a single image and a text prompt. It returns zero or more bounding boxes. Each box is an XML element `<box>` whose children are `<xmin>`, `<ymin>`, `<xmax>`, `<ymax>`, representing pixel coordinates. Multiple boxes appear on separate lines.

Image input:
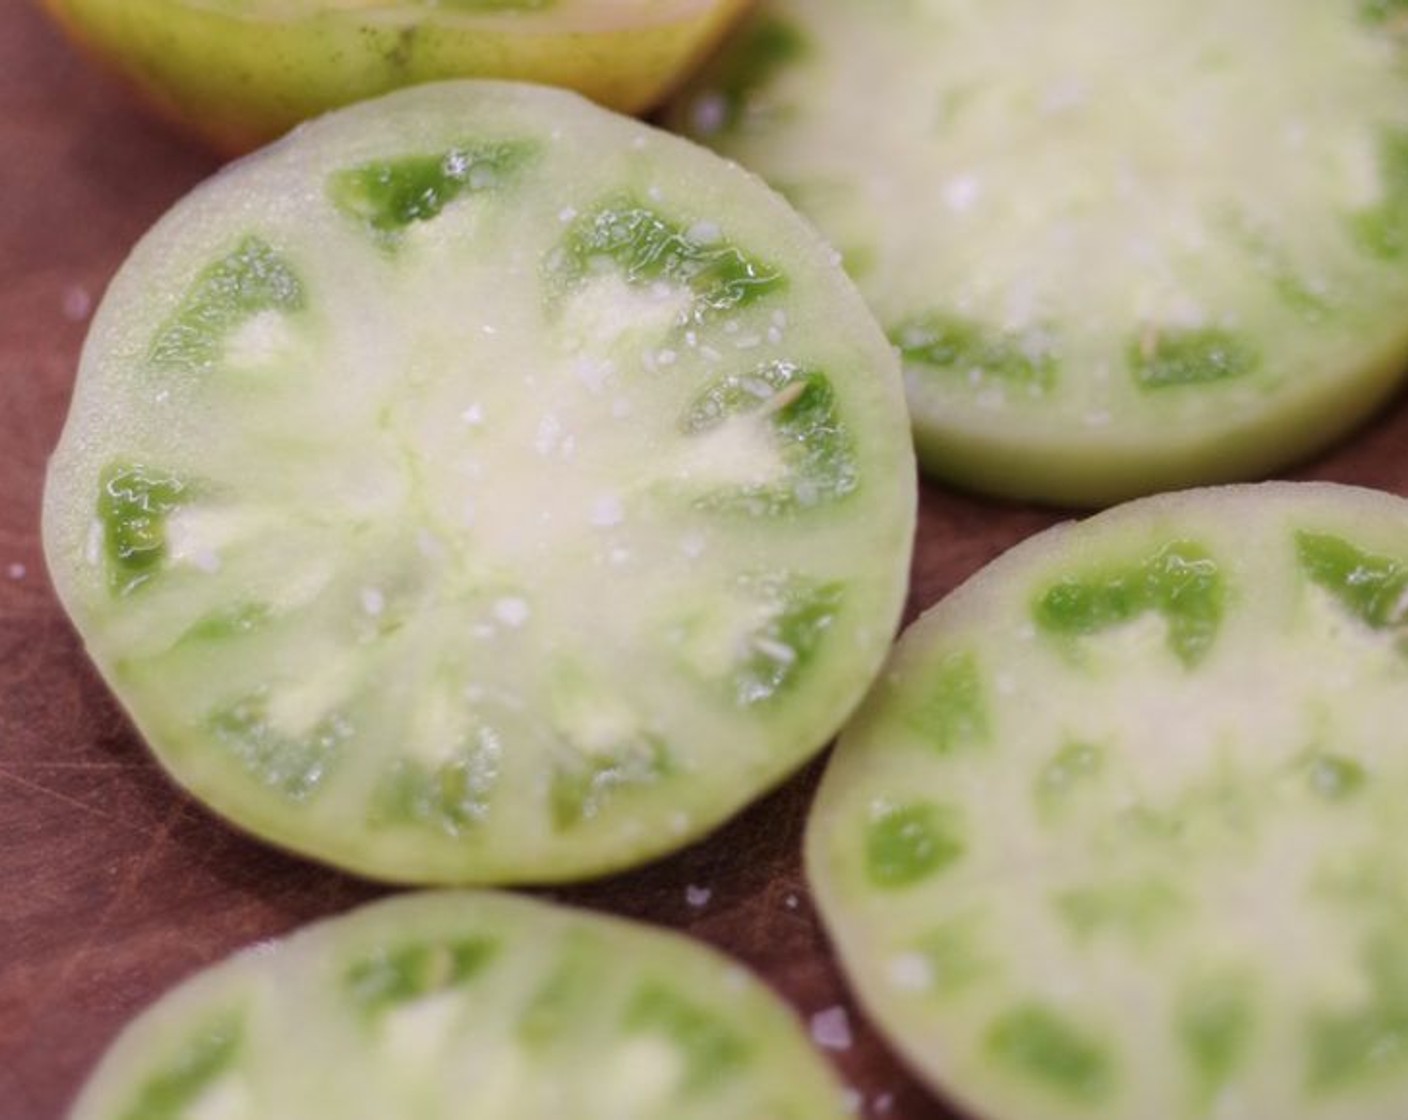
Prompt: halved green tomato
<box><xmin>42</xmin><ymin>81</ymin><xmax>915</xmax><ymax>884</ymax></box>
<box><xmin>69</xmin><ymin>890</ymin><xmax>851</xmax><ymax>1120</ymax></box>
<box><xmin>670</xmin><ymin>0</ymin><xmax>1408</xmax><ymax>505</ymax></box>
<box><xmin>41</xmin><ymin>0</ymin><xmax>751</xmax><ymax>153</ymax></box>
<box><xmin>809</xmin><ymin>482</ymin><xmax>1408</xmax><ymax>1120</ymax></box>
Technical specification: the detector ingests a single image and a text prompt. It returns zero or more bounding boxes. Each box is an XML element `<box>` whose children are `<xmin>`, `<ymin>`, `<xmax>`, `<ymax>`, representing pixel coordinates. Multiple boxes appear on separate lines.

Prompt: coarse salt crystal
<box><xmin>590</xmin><ymin>494</ymin><xmax>625</xmax><ymax>527</ymax></box>
<box><xmin>574</xmin><ymin>357</ymin><xmax>614</xmax><ymax>392</ymax></box>
<box><xmin>191</xmin><ymin>548</ymin><xmax>221</xmax><ymax>575</ymax></box>
<box><xmin>690</xmin><ymin>93</ymin><xmax>727</xmax><ymax>135</ymax></box>
<box><xmin>62</xmin><ymin>285</ymin><xmax>93</xmax><ymax>321</ymax></box>
<box><xmin>85</xmin><ymin>521</ymin><xmax>102</xmax><ymax>566</ymax></box>
<box><xmin>753</xmin><ymin>637</ymin><xmax>796</xmax><ymax>664</ymax></box>
<box><xmin>687</xmin><ymin>220</ymin><xmax>721</xmax><ymax>244</ymax></box>
<box><xmin>886</xmin><ymin>953</ymin><xmax>933</xmax><ymax>991</ymax></box>
<box><xmin>493</xmin><ymin>598</ymin><xmax>530</xmax><ymax>627</ymax></box>
<box><xmin>685</xmin><ymin>885</ymin><xmax>712</xmax><ymax>908</ymax></box>
<box><xmin>535</xmin><ymin>413</ymin><xmax>563</xmax><ymax>455</ymax></box>
<box><xmin>810</xmin><ymin>1007</ymin><xmax>853</xmax><ymax>1051</ymax></box>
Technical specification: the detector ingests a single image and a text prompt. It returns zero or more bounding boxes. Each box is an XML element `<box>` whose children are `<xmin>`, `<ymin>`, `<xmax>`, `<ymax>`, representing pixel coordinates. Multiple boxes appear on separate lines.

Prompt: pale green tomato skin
<box><xmin>68</xmin><ymin>890</ymin><xmax>854</xmax><ymax>1120</ymax></box>
<box><xmin>41</xmin><ymin>0</ymin><xmax>752</xmax><ymax>153</ymax></box>
<box><xmin>809</xmin><ymin>481</ymin><xmax>1408</xmax><ymax>1120</ymax></box>
<box><xmin>670</xmin><ymin>0</ymin><xmax>1408</xmax><ymax>506</ymax></box>
<box><xmin>42</xmin><ymin>81</ymin><xmax>916</xmax><ymax>886</ymax></box>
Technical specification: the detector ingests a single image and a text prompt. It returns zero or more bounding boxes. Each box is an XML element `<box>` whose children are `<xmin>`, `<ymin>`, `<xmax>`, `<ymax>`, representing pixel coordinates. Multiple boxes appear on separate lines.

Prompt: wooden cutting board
<box><xmin>4</xmin><ymin>5</ymin><xmax>1408</xmax><ymax>1117</ymax></box>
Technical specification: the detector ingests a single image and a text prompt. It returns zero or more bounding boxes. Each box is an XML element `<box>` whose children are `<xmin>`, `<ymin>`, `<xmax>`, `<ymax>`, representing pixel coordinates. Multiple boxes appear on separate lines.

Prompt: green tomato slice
<box><xmin>68</xmin><ymin>890</ymin><xmax>851</xmax><ymax>1120</ymax></box>
<box><xmin>670</xmin><ymin>0</ymin><xmax>1408</xmax><ymax>505</ymax></box>
<box><xmin>42</xmin><ymin>80</ymin><xmax>915</xmax><ymax>885</ymax></box>
<box><xmin>808</xmin><ymin>482</ymin><xmax>1408</xmax><ymax>1120</ymax></box>
<box><xmin>41</xmin><ymin>0</ymin><xmax>752</xmax><ymax>152</ymax></box>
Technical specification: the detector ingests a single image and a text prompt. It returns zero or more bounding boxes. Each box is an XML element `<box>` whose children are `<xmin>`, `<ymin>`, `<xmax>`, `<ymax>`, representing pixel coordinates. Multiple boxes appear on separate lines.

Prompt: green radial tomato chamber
<box><xmin>807</xmin><ymin>482</ymin><xmax>1408</xmax><ymax>1120</ymax></box>
<box><xmin>669</xmin><ymin>0</ymin><xmax>1408</xmax><ymax>504</ymax></box>
<box><xmin>42</xmin><ymin>81</ymin><xmax>915</xmax><ymax>885</ymax></box>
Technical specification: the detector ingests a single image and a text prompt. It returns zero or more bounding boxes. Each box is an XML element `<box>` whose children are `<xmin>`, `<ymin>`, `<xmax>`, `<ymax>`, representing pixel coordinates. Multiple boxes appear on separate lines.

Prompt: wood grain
<box><xmin>3</xmin><ymin>4</ymin><xmax>1407</xmax><ymax>1118</ymax></box>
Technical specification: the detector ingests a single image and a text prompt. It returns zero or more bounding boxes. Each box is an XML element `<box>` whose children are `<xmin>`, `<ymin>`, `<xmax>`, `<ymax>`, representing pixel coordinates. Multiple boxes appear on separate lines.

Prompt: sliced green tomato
<box><xmin>41</xmin><ymin>81</ymin><xmax>914</xmax><ymax>885</ymax></box>
<box><xmin>669</xmin><ymin>0</ymin><xmax>1408</xmax><ymax>505</ymax></box>
<box><xmin>69</xmin><ymin>891</ymin><xmax>851</xmax><ymax>1120</ymax></box>
<box><xmin>807</xmin><ymin>483</ymin><xmax>1408</xmax><ymax>1120</ymax></box>
<box><xmin>40</xmin><ymin>0</ymin><xmax>752</xmax><ymax>154</ymax></box>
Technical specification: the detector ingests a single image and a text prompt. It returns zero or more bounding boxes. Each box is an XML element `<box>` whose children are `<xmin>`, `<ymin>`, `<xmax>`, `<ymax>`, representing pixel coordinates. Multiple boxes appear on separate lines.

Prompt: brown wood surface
<box><xmin>4</xmin><ymin>4</ymin><xmax>1408</xmax><ymax>1118</ymax></box>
